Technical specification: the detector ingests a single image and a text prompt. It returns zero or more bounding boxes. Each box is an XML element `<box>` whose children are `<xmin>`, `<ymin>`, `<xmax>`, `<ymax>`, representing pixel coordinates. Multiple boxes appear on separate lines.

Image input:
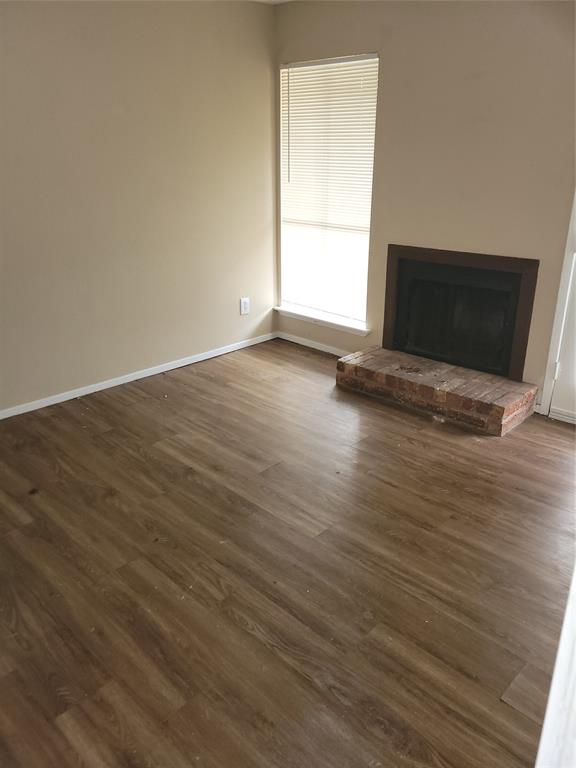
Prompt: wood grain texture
<box><xmin>0</xmin><ymin>339</ymin><xmax>574</xmax><ymax>767</ymax></box>
<box><xmin>502</xmin><ymin>664</ymin><xmax>552</xmax><ymax>725</ymax></box>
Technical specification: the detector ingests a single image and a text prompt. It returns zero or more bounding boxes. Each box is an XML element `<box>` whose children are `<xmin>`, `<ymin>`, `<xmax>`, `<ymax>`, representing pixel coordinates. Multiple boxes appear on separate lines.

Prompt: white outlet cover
<box><xmin>240</xmin><ymin>297</ymin><xmax>250</xmax><ymax>315</ymax></box>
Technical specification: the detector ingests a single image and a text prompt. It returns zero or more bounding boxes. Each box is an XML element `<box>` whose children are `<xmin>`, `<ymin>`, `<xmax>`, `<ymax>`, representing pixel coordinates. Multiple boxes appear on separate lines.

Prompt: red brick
<box><xmin>336</xmin><ymin>349</ymin><xmax>537</xmax><ymax>436</ymax></box>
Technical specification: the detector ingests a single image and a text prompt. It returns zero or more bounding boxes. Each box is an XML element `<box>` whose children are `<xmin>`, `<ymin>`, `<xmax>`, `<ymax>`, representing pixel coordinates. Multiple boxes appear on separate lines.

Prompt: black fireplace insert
<box><xmin>383</xmin><ymin>245</ymin><xmax>539</xmax><ymax>381</ymax></box>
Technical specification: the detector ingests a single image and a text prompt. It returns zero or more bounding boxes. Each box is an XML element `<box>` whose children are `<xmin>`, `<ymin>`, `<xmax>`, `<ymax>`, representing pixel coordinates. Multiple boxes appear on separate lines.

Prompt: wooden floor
<box><xmin>0</xmin><ymin>339</ymin><xmax>574</xmax><ymax>768</ymax></box>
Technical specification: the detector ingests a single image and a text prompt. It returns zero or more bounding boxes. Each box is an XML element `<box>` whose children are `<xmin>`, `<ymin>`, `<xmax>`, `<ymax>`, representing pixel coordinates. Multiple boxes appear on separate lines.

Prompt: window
<box><xmin>278</xmin><ymin>55</ymin><xmax>379</xmax><ymax>332</ymax></box>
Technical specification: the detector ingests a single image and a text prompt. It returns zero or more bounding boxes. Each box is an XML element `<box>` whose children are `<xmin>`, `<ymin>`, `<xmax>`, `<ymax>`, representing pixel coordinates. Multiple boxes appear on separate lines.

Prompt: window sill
<box><xmin>274</xmin><ymin>304</ymin><xmax>371</xmax><ymax>336</ymax></box>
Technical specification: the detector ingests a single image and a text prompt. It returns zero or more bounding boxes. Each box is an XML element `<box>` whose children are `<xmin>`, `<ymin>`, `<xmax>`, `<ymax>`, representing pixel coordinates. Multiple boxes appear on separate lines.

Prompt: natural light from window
<box><xmin>279</xmin><ymin>55</ymin><xmax>379</xmax><ymax>329</ymax></box>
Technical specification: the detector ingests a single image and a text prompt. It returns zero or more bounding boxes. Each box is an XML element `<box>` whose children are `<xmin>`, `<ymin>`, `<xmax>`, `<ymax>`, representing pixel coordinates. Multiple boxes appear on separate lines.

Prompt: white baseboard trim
<box><xmin>276</xmin><ymin>331</ymin><xmax>349</xmax><ymax>358</ymax></box>
<box><xmin>549</xmin><ymin>406</ymin><xmax>576</xmax><ymax>425</ymax></box>
<box><xmin>3</xmin><ymin>332</ymin><xmax>574</xmax><ymax>424</ymax></box>
<box><xmin>0</xmin><ymin>332</ymin><xmax>277</xmax><ymax>422</ymax></box>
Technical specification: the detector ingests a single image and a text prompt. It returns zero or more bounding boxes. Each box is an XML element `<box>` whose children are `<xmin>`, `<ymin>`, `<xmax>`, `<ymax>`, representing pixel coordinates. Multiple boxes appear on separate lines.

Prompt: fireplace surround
<box><xmin>337</xmin><ymin>244</ymin><xmax>540</xmax><ymax>434</ymax></box>
<box><xmin>383</xmin><ymin>245</ymin><xmax>539</xmax><ymax>381</ymax></box>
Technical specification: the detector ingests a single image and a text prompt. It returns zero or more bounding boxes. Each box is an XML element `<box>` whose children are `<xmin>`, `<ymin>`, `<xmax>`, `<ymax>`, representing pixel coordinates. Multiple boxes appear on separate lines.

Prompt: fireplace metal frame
<box><xmin>383</xmin><ymin>244</ymin><xmax>539</xmax><ymax>381</ymax></box>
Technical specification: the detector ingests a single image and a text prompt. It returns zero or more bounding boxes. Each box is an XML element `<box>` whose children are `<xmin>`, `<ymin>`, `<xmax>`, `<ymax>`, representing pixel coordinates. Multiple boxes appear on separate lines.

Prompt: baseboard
<box><xmin>276</xmin><ymin>331</ymin><xmax>349</xmax><ymax>358</ymax></box>
<box><xmin>4</xmin><ymin>330</ymin><xmax>570</xmax><ymax>424</ymax></box>
<box><xmin>0</xmin><ymin>331</ymin><xmax>366</xmax><ymax>421</ymax></box>
<box><xmin>0</xmin><ymin>332</ymin><xmax>277</xmax><ymax>421</ymax></box>
<box><xmin>549</xmin><ymin>406</ymin><xmax>576</xmax><ymax>425</ymax></box>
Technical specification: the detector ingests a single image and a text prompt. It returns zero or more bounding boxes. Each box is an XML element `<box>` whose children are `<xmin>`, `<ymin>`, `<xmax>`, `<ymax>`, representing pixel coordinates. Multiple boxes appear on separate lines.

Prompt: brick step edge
<box><xmin>336</xmin><ymin>370</ymin><xmax>536</xmax><ymax>437</ymax></box>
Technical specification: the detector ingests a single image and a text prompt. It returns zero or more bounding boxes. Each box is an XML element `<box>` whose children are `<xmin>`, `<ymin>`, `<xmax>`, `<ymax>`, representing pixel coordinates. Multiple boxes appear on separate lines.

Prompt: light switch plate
<box><xmin>240</xmin><ymin>297</ymin><xmax>250</xmax><ymax>315</ymax></box>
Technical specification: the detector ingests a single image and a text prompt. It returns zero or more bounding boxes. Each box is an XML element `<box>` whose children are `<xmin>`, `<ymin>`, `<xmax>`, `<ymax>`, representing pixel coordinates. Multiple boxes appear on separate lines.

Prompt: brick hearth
<box><xmin>336</xmin><ymin>347</ymin><xmax>538</xmax><ymax>436</ymax></box>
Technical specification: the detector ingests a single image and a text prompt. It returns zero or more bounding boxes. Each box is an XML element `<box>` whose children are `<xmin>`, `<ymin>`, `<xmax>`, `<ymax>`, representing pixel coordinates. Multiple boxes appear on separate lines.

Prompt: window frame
<box><xmin>275</xmin><ymin>53</ymin><xmax>379</xmax><ymax>335</ymax></box>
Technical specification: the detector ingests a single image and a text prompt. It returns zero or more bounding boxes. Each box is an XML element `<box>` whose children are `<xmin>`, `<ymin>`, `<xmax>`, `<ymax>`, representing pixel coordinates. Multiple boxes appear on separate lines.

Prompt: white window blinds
<box><xmin>280</xmin><ymin>56</ymin><xmax>379</xmax><ymax>324</ymax></box>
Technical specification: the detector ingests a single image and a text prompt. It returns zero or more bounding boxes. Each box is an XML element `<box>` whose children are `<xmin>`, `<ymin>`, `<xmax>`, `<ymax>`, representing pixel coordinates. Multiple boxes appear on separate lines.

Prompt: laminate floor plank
<box><xmin>0</xmin><ymin>339</ymin><xmax>573</xmax><ymax>767</ymax></box>
<box><xmin>501</xmin><ymin>664</ymin><xmax>553</xmax><ymax>725</ymax></box>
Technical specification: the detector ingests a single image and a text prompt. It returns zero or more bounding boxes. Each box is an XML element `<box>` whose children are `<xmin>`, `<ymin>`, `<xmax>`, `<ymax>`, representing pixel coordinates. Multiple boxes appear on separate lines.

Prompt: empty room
<box><xmin>0</xmin><ymin>1</ymin><xmax>575</xmax><ymax>766</ymax></box>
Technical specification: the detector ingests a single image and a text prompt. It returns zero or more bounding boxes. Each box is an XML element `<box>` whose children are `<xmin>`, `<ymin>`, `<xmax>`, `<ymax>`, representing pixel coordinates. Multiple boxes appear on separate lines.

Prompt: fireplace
<box><xmin>337</xmin><ymin>244</ymin><xmax>540</xmax><ymax>433</ymax></box>
<box><xmin>383</xmin><ymin>245</ymin><xmax>539</xmax><ymax>381</ymax></box>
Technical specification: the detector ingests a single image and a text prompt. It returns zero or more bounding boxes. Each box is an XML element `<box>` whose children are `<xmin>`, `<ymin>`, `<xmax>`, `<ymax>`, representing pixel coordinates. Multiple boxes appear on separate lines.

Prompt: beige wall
<box><xmin>1</xmin><ymin>2</ymin><xmax>573</xmax><ymax>412</ymax></box>
<box><xmin>275</xmin><ymin>1</ymin><xmax>575</xmax><ymax>390</ymax></box>
<box><xmin>0</xmin><ymin>1</ymin><xmax>276</xmax><ymax>411</ymax></box>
